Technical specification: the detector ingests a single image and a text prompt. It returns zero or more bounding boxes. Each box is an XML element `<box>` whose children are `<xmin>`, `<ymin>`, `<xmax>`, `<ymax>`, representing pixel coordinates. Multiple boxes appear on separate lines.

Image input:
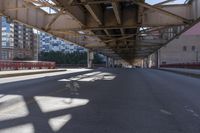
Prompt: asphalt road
<box><xmin>0</xmin><ymin>68</ymin><xmax>200</xmax><ymax>133</ymax></box>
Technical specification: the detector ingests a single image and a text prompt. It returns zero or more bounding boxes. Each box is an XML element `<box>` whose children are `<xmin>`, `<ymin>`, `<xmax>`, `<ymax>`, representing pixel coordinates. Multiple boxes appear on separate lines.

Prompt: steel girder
<box><xmin>0</xmin><ymin>0</ymin><xmax>197</xmax><ymax>63</ymax></box>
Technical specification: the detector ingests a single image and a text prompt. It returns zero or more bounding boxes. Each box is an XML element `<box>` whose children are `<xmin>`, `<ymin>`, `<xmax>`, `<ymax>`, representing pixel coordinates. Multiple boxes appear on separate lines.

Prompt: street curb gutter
<box><xmin>159</xmin><ymin>69</ymin><xmax>200</xmax><ymax>79</ymax></box>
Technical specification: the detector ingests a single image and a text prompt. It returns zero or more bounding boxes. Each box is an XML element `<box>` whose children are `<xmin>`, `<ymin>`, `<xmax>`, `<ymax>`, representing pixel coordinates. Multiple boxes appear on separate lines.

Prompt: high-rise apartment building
<box><xmin>0</xmin><ymin>17</ymin><xmax>86</xmax><ymax>61</ymax></box>
<box><xmin>0</xmin><ymin>17</ymin><xmax>35</xmax><ymax>60</ymax></box>
<box><xmin>13</xmin><ymin>22</ymin><xmax>35</xmax><ymax>60</ymax></box>
<box><xmin>1</xmin><ymin>17</ymin><xmax>14</xmax><ymax>60</ymax></box>
<box><xmin>39</xmin><ymin>32</ymin><xmax>86</xmax><ymax>53</ymax></box>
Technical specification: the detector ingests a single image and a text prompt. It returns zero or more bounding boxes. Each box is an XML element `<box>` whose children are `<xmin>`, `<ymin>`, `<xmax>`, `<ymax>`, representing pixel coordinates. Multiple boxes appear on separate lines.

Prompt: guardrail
<box><xmin>160</xmin><ymin>63</ymin><xmax>200</xmax><ymax>69</ymax></box>
<box><xmin>0</xmin><ymin>60</ymin><xmax>56</xmax><ymax>71</ymax></box>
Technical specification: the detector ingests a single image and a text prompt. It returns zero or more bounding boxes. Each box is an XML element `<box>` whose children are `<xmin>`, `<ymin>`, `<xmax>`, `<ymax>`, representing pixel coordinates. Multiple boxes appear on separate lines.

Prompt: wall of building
<box><xmin>148</xmin><ymin>34</ymin><xmax>200</xmax><ymax>68</ymax></box>
<box><xmin>159</xmin><ymin>35</ymin><xmax>200</xmax><ymax>65</ymax></box>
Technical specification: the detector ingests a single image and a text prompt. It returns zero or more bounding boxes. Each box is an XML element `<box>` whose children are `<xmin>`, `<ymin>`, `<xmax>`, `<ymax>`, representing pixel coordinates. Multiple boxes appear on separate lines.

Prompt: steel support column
<box><xmin>143</xmin><ymin>58</ymin><xmax>148</xmax><ymax>68</ymax></box>
<box><xmin>107</xmin><ymin>57</ymin><xmax>115</xmax><ymax>68</ymax></box>
<box><xmin>155</xmin><ymin>50</ymin><xmax>160</xmax><ymax>69</ymax></box>
<box><xmin>147</xmin><ymin>56</ymin><xmax>151</xmax><ymax>68</ymax></box>
<box><xmin>106</xmin><ymin>56</ymin><xmax>109</xmax><ymax>68</ymax></box>
<box><xmin>87</xmin><ymin>50</ymin><xmax>94</xmax><ymax>68</ymax></box>
<box><xmin>109</xmin><ymin>58</ymin><xmax>113</xmax><ymax>68</ymax></box>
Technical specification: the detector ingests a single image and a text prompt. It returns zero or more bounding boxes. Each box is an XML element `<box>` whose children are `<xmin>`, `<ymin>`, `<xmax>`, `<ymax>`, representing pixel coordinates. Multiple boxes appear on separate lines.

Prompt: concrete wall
<box><xmin>148</xmin><ymin>34</ymin><xmax>200</xmax><ymax>68</ymax></box>
<box><xmin>159</xmin><ymin>35</ymin><xmax>200</xmax><ymax>64</ymax></box>
<box><xmin>148</xmin><ymin>34</ymin><xmax>200</xmax><ymax>67</ymax></box>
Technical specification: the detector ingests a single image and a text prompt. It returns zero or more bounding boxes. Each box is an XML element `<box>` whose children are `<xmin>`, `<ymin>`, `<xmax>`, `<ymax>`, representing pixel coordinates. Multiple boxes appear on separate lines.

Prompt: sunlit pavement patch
<box><xmin>0</xmin><ymin>69</ymin><xmax>92</xmax><ymax>85</ymax></box>
<box><xmin>48</xmin><ymin>114</ymin><xmax>72</xmax><ymax>132</ymax></box>
<box><xmin>34</xmin><ymin>96</ymin><xmax>89</xmax><ymax>113</ymax></box>
<box><xmin>58</xmin><ymin>71</ymin><xmax>116</xmax><ymax>82</ymax></box>
<box><xmin>160</xmin><ymin>109</ymin><xmax>172</xmax><ymax>116</ymax></box>
<box><xmin>0</xmin><ymin>123</ymin><xmax>34</xmax><ymax>133</ymax></box>
<box><xmin>0</xmin><ymin>95</ymin><xmax>29</xmax><ymax>121</ymax></box>
<box><xmin>0</xmin><ymin>94</ymin><xmax>89</xmax><ymax>133</ymax></box>
<box><xmin>0</xmin><ymin>70</ymin><xmax>117</xmax><ymax>133</ymax></box>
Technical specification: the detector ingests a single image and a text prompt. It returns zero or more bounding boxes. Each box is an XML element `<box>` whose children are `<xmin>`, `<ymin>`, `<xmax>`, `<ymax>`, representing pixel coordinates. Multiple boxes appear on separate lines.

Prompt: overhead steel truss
<box><xmin>0</xmin><ymin>0</ymin><xmax>199</xmax><ymax>63</ymax></box>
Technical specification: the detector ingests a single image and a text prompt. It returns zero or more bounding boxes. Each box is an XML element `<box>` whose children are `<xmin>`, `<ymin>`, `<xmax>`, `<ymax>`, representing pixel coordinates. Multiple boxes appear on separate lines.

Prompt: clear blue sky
<box><xmin>146</xmin><ymin>0</ymin><xmax>186</xmax><ymax>5</ymax></box>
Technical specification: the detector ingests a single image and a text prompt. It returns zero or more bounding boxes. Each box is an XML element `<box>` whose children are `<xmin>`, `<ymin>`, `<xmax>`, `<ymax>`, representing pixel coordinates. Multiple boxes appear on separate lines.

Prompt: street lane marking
<box><xmin>184</xmin><ymin>106</ymin><xmax>200</xmax><ymax>119</ymax></box>
<box><xmin>160</xmin><ymin>109</ymin><xmax>172</xmax><ymax>116</ymax></box>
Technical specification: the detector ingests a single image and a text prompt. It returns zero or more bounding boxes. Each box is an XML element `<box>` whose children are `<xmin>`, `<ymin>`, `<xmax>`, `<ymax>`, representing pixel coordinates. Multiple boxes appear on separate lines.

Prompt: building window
<box><xmin>192</xmin><ymin>46</ymin><xmax>196</xmax><ymax>51</ymax></box>
<box><xmin>1</xmin><ymin>51</ymin><xmax>8</xmax><ymax>60</ymax></box>
<box><xmin>183</xmin><ymin>46</ymin><xmax>187</xmax><ymax>52</ymax></box>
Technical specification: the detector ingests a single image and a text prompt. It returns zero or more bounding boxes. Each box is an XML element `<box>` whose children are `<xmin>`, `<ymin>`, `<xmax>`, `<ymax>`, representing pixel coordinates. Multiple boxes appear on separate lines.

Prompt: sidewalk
<box><xmin>0</xmin><ymin>69</ymin><xmax>67</xmax><ymax>78</ymax></box>
<box><xmin>160</xmin><ymin>68</ymin><xmax>200</xmax><ymax>78</ymax></box>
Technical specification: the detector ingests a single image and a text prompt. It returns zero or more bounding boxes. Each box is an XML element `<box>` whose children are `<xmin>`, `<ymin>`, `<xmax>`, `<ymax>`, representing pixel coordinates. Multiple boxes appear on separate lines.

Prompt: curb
<box><xmin>159</xmin><ymin>69</ymin><xmax>200</xmax><ymax>79</ymax></box>
<box><xmin>0</xmin><ymin>69</ymin><xmax>67</xmax><ymax>78</ymax></box>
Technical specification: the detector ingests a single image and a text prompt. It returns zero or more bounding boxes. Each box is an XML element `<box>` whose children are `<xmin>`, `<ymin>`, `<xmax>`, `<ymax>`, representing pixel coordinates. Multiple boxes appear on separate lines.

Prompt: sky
<box><xmin>146</xmin><ymin>0</ymin><xmax>186</xmax><ymax>5</ymax></box>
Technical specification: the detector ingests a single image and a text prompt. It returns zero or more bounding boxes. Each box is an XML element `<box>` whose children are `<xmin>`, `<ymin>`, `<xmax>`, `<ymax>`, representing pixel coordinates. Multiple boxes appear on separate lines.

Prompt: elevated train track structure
<box><xmin>0</xmin><ymin>0</ymin><xmax>200</xmax><ymax>64</ymax></box>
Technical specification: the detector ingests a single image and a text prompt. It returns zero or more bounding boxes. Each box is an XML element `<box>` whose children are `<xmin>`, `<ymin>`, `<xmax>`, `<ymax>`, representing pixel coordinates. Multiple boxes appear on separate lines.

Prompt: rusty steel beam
<box><xmin>132</xmin><ymin>0</ymin><xmax>191</xmax><ymax>24</ymax></box>
<box><xmin>0</xmin><ymin>0</ymin><xmax>195</xmax><ymax>62</ymax></box>
<box><xmin>45</xmin><ymin>9</ymin><xmax>64</xmax><ymax>31</ymax></box>
<box><xmin>154</xmin><ymin>0</ymin><xmax>176</xmax><ymax>6</ymax></box>
<box><xmin>104</xmin><ymin>35</ymin><xmax>134</xmax><ymax>43</ymax></box>
<box><xmin>81</xmin><ymin>0</ymin><xmax>103</xmax><ymax>25</ymax></box>
<box><xmin>72</xmin><ymin>0</ymin><xmax>191</xmax><ymax>23</ymax></box>
<box><xmin>112</xmin><ymin>1</ymin><xmax>121</xmax><ymax>24</ymax></box>
<box><xmin>104</xmin><ymin>29</ymin><xmax>110</xmax><ymax>36</ymax></box>
<box><xmin>68</xmin><ymin>0</ymin><xmax>74</xmax><ymax>5</ymax></box>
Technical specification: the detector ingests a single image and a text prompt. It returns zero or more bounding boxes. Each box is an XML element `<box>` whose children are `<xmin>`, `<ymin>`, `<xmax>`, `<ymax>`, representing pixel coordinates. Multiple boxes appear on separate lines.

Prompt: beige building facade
<box><xmin>148</xmin><ymin>35</ymin><xmax>200</xmax><ymax>68</ymax></box>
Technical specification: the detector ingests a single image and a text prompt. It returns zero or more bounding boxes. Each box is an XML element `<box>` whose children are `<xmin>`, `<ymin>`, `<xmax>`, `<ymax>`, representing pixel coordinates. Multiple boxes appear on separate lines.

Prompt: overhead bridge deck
<box><xmin>0</xmin><ymin>0</ymin><xmax>200</xmax><ymax>63</ymax></box>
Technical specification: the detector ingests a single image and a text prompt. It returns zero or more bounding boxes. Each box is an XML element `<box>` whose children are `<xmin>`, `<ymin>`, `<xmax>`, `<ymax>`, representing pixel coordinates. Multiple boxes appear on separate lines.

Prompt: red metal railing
<box><xmin>0</xmin><ymin>60</ymin><xmax>56</xmax><ymax>71</ymax></box>
<box><xmin>160</xmin><ymin>63</ymin><xmax>200</xmax><ymax>69</ymax></box>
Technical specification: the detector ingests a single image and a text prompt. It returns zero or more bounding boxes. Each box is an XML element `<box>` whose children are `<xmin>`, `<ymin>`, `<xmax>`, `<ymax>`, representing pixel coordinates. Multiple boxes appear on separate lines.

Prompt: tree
<box><xmin>39</xmin><ymin>51</ymin><xmax>105</xmax><ymax>65</ymax></box>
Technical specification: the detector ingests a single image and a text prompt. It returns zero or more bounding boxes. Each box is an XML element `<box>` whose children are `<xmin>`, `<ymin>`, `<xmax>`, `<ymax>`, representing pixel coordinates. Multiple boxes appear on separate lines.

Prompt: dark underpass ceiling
<box><xmin>1</xmin><ymin>0</ymin><xmax>193</xmax><ymax>63</ymax></box>
<box><xmin>54</xmin><ymin>0</ymin><xmax>192</xmax><ymax>63</ymax></box>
